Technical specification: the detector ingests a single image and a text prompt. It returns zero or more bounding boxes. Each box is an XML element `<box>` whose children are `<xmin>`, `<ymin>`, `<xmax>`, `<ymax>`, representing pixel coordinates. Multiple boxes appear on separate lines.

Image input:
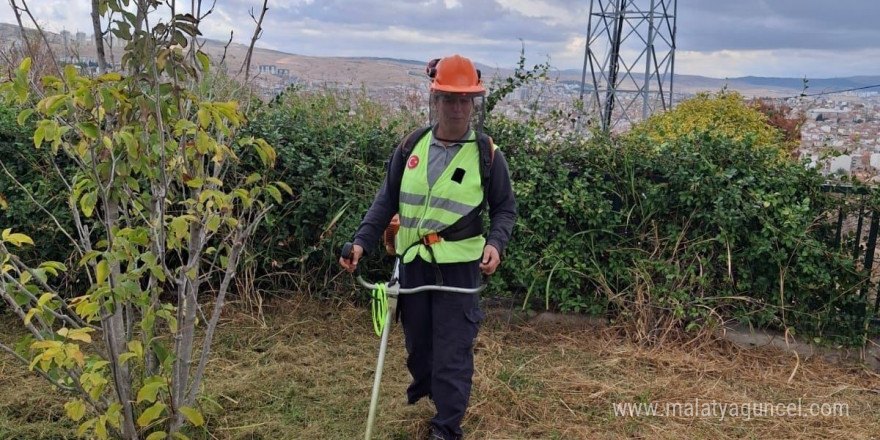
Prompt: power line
<box><xmin>780</xmin><ymin>83</ymin><xmax>880</xmax><ymax>100</ymax></box>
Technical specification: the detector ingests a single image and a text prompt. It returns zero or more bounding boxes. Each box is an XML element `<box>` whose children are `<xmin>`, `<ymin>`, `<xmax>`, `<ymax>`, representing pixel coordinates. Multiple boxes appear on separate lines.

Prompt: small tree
<box><xmin>0</xmin><ymin>1</ymin><xmax>285</xmax><ymax>439</ymax></box>
<box><xmin>485</xmin><ymin>42</ymin><xmax>550</xmax><ymax>115</ymax></box>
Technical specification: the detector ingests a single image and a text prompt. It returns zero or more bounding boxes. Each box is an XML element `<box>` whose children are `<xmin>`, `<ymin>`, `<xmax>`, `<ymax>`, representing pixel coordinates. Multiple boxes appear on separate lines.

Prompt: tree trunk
<box><xmin>90</xmin><ymin>0</ymin><xmax>108</xmax><ymax>73</ymax></box>
<box><xmin>104</xmin><ymin>199</ymin><xmax>138</xmax><ymax>439</ymax></box>
<box><xmin>169</xmin><ymin>214</ymin><xmax>206</xmax><ymax>433</ymax></box>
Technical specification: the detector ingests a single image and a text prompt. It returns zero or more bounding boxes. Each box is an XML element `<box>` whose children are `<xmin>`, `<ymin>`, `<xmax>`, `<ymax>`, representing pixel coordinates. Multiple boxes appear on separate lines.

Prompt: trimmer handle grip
<box><xmin>341</xmin><ymin>242</ymin><xmax>354</xmax><ymax>261</ymax></box>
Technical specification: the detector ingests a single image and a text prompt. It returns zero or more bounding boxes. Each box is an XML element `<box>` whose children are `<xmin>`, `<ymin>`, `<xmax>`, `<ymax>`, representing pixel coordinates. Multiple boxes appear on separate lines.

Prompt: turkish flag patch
<box><xmin>407</xmin><ymin>155</ymin><xmax>420</xmax><ymax>169</ymax></box>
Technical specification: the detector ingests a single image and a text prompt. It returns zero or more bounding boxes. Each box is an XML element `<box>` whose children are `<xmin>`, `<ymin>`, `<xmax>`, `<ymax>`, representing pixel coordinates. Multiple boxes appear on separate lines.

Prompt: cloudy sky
<box><xmin>12</xmin><ymin>0</ymin><xmax>880</xmax><ymax>79</ymax></box>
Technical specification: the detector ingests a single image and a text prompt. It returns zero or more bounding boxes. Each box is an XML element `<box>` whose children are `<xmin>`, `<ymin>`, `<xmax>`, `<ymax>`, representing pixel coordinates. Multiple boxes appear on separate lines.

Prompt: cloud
<box><xmin>677</xmin><ymin>48</ymin><xmax>880</xmax><ymax>79</ymax></box>
<box><xmin>3</xmin><ymin>0</ymin><xmax>878</xmax><ymax>77</ymax></box>
<box><xmin>18</xmin><ymin>2</ymin><xmax>93</xmax><ymax>34</ymax></box>
<box><xmin>241</xmin><ymin>0</ymin><xmax>580</xmax><ymax>68</ymax></box>
<box><xmin>265</xmin><ymin>0</ymin><xmax>572</xmax><ymax>42</ymax></box>
<box><xmin>679</xmin><ymin>0</ymin><xmax>880</xmax><ymax>51</ymax></box>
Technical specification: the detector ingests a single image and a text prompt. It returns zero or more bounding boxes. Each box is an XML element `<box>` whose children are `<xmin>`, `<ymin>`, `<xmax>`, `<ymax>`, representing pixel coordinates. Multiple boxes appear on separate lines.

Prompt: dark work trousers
<box><xmin>398</xmin><ymin>256</ymin><xmax>484</xmax><ymax>440</ymax></box>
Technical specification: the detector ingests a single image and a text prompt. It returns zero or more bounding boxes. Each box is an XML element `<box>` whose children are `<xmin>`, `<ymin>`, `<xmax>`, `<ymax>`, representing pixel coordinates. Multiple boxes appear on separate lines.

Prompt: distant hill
<box><xmin>2</xmin><ymin>21</ymin><xmax>875</xmax><ymax>97</ymax></box>
<box><xmin>725</xmin><ymin>76</ymin><xmax>880</xmax><ymax>94</ymax></box>
<box><xmin>344</xmin><ymin>56</ymin><xmax>425</xmax><ymax>67</ymax></box>
<box><xmin>554</xmin><ymin>68</ymin><xmax>880</xmax><ymax>97</ymax></box>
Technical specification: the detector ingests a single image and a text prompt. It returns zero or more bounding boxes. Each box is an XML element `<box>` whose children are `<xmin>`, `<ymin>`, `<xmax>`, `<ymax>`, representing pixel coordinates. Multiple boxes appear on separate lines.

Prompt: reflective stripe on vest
<box><xmin>397</xmin><ymin>132</ymin><xmax>485</xmax><ymax>264</ymax></box>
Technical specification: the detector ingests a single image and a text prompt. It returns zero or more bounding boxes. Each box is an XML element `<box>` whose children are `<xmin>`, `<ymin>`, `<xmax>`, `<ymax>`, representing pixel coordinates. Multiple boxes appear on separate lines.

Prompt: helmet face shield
<box><xmin>429</xmin><ymin>91</ymin><xmax>487</xmax><ymax>141</ymax></box>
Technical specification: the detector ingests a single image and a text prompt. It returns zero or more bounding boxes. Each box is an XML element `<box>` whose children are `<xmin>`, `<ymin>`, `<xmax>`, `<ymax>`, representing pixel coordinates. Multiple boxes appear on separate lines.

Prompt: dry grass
<box><xmin>2</xmin><ymin>295</ymin><xmax>879</xmax><ymax>439</ymax></box>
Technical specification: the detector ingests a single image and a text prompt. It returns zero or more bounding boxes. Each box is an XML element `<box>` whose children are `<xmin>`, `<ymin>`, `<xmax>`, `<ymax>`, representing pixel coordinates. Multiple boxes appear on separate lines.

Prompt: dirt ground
<box><xmin>1</xmin><ymin>294</ymin><xmax>879</xmax><ymax>439</ymax></box>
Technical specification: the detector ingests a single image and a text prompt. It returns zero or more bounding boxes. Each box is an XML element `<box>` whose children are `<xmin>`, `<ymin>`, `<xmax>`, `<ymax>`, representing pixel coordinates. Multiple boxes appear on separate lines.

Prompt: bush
<box><xmin>486</xmin><ymin>95</ymin><xmax>874</xmax><ymax>345</ymax></box>
<box><xmin>238</xmin><ymin>88</ymin><xmax>421</xmax><ymax>293</ymax></box>
<box><xmin>0</xmin><ymin>104</ymin><xmax>77</xmax><ymax>271</ymax></box>
<box><xmin>4</xmin><ymin>79</ymin><xmax>875</xmax><ymax>346</ymax></box>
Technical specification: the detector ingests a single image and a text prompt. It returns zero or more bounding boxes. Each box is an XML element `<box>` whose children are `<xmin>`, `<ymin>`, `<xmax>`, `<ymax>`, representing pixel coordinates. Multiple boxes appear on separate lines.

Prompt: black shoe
<box><xmin>426</xmin><ymin>427</ymin><xmax>460</xmax><ymax>440</ymax></box>
<box><xmin>407</xmin><ymin>390</ymin><xmax>433</xmax><ymax>405</ymax></box>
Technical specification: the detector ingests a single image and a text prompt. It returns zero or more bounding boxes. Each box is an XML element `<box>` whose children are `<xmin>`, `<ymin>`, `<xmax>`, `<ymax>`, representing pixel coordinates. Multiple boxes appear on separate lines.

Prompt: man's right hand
<box><xmin>339</xmin><ymin>243</ymin><xmax>364</xmax><ymax>273</ymax></box>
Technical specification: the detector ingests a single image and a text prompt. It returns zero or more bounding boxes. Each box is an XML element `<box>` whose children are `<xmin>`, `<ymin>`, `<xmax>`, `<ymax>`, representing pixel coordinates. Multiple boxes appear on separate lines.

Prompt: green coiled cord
<box><xmin>371</xmin><ymin>283</ymin><xmax>388</xmax><ymax>337</ymax></box>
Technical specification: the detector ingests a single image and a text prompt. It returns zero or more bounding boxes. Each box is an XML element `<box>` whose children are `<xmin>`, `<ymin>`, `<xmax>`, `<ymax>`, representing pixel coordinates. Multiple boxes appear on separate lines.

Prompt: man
<box><xmin>340</xmin><ymin>54</ymin><xmax>516</xmax><ymax>440</ymax></box>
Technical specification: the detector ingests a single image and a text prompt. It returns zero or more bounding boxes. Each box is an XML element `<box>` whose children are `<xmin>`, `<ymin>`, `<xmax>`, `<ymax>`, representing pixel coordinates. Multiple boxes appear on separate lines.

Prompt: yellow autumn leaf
<box><xmin>137</xmin><ymin>402</ymin><xmax>167</xmax><ymax>427</ymax></box>
<box><xmin>37</xmin><ymin>292</ymin><xmax>54</xmax><ymax>307</ymax></box>
<box><xmin>179</xmin><ymin>406</ymin><xmax>205</xmax><ymax>427</ymax></box>
<box><xmin>57</xmin><ymin>327</ymin><xmax>95</xmax><ymax>343</ymax></box>
<box><xmin>31</xmin><ymin>340</ymin><xmax>62</xmax><ymax>350</ymax></box>
<box><xmin>95</xmin><ymin>260</ymin><xmax>109</xmax><ymax>285</ymax></box>
<box><xmin>3</xmin><ymin>232</ymin><xmax>34</xmax><ymax>247</ymax></box>
<box><xmin>64</xmin><ymin>400</ymin><xmax>87</xmax><ymax>421</ymax></box>
<box><xmin>65</xmin><ymin>344</ymin><xmax>86</xmax><ymax>367</ymax></box>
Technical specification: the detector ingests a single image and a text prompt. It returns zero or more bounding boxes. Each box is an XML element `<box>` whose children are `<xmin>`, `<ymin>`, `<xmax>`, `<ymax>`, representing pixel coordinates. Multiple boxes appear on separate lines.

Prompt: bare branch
<box><xmin>7</xmin><ymin>0</ymin><xmax>36</xmax><ymax>61</ymax></box>
<box><xmin>186</xmin><ymin>206</ymin><xmax>269</xmax><ymax>406</ymax></box>
<box><xmin>193</xmin><ymin>0</ymin><xmax>215</xmax><ymax>54</ymax></box>
<box><xmin>0</xmin><ymin>342</ymin><xmax>76</xmax><ymax>392</ymax></box>
<box><xmin>0</xmin><ymin>249</ymin><xmax>96</xmax><ymax>330</ymax></box>
<box><xmin>101</xmin><ymin>13</ymin><xmax>117</xmax><ymax>69</ymax></box>
<box><xmin>0</xmin><ymin>281</ymin><xmax>46</xmax><ymax>339</ymax></box>
<box><xmin>239</xmin><ymin>0</ymin><xmax>268</xmax><ymax>82</ymax></box>
<box><xmin>13</xmin><ymin>0</ymin><xmax>62</xmax><ymax>77</ymax></box>
<box><xmin>218</xmin><ymin>30</ymin><xmax>233</xmax><ymax>68</ymax></box>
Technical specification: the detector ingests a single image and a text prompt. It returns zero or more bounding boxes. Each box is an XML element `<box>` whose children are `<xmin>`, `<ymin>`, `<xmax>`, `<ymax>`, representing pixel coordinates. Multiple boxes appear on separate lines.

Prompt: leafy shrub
<box><xmin>487</xmin><ymin>94</ymin><xmax>874</xmax><ymax>345</ymax></box>
<box><xmin>4</xmin><ymin>68</ymin><xmax>875</xmax><ymax>346</ymax></box>
<box><xmin>0</xmin><ymin>104</ymin><xmax>76</xmax><ymax>270</ymax></box>
<box><xmin>238</xmin><ymin>88</ymin><xmax>421</xmax><ymax>293</ymax></box>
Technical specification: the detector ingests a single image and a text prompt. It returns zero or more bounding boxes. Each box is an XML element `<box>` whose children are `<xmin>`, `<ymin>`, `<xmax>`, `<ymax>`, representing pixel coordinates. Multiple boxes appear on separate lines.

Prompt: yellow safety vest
<box><xmin>397</xmin><ymin>133</ymin><xmax>486</xmax><ymax>264</ymax></box>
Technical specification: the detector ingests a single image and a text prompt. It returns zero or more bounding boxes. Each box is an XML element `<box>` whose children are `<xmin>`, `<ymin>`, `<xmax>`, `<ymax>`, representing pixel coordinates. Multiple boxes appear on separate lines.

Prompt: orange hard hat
<box><xmin>427</xmin><ymin>54</ymin><xmax>485</xmax><ymax>95</ymax></box>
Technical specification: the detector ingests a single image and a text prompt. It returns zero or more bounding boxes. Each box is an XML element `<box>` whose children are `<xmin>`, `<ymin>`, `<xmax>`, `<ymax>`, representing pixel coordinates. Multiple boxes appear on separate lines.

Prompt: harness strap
<box><xmin>438</xmin><ymin>207</ymin><xmax>483</xmax><ymax>241</ymax></box>
<box><xmin>424</xmin><ymin>246</ymin><xmax>444</xmax><ymax>286</ymax></box>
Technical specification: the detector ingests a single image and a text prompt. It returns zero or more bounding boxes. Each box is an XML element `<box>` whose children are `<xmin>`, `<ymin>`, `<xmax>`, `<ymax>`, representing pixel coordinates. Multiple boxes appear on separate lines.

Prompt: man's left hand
<box><xmin>480</xmin><ymin>245</ymin><xmax>501</xmax><ymax>275</ymax></box>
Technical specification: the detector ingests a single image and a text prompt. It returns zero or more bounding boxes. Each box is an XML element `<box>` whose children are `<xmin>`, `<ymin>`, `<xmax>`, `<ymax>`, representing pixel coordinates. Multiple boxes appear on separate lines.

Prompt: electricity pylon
<box><xmin>579</xmin><ymin>0</ymin><xmax>677</xmax><ymax>133</ymax></box>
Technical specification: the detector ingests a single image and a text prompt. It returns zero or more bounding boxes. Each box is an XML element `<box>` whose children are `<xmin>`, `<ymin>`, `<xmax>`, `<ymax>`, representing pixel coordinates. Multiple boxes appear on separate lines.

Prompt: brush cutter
<box><xmin>340</xmin><ymin>242</ymin><xmax>485</xmax><ymax>440</ymax></box>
